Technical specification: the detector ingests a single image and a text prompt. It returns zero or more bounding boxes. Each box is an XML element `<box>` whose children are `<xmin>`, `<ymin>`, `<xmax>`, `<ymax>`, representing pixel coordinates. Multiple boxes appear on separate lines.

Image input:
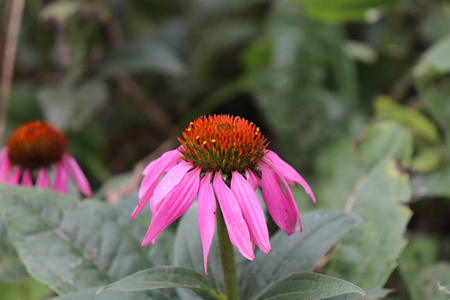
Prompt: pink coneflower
<box><xmin>133</xmin><ymin>115</ymin><xmax>315</xmax><ymax>274</ymax></box>
<box><xmin>0</xmin><ymin>121</ymin><xmax>92</xmax><ymax>196</ymax></box>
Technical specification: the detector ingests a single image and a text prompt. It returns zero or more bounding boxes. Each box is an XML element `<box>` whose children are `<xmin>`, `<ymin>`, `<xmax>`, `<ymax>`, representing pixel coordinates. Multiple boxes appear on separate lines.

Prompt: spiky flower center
<box><xmin>7</xmin><ymin>121</ymin><xmax>67</xmax><ymax>169</ymax></box>
<box><xmin>178</xmin><ymin>115</ymin><xmax>268</xmax><ymax>173</ymax></box>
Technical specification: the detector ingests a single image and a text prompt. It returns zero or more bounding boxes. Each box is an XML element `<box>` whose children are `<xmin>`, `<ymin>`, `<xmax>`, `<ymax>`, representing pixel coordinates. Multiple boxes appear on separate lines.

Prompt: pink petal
<box><xmin>63</xmin><ymin>153</ymin><xmax>92</xmax><ymax>196</ymax></box>
<box><xmin>259</xmin><ymin>162</ymin><xmax>298</xmax><ymax>234</ymax></box>
<box><xmin>133</xmin><ymin>150</ymin><xmax>182</xmax><ymax>219</ymax></box>
<box><xmin>8</xmin><ymin>167</ymin><xmax>21</xmax><ymax>185</ymax></box>
<box><xmin>213</xmin><ymin>171</ymin><xmax>255</xmax><ymax>260</ymax></box>
<box><xmin>245</xmin><ymin>169</ymin><xmax>259</xmax><ymax>190</ymax></box>
<box><xmin>36</xmin><ymin>167</ymin><xmax>49</xmax><ymax>188</ymax></box>
<box><xmin>264</xmin><ymin>150</ymin><xmax>316</xmax><ymax>204</ymax></box>
<box><xmin>150</xmin><ymin>161</ymin><xmax>192</xmax><ymax>214</ymax></box>
<box><xmin>0</xmin><ymin>148</ymin><xmax>12</xmax><ymax>182</ymax></box>
<box><xmin>263</xmin><ymin>160</ymin><xmax>303</xmax><ymax>231</ymax></box>
<box><xmin>143</xmin><ymin>148</ymin><xmax>181</xmax><ymax>175</ymax></box>
<box><xmin>197</xmin><ymin>171</ymin><xmax>216</xmax><ymax>275</ymax></box>
<box><xmin>52</xmin><ymin>163</ymin><xmax>68</xmax><ymax>193</ymax></box>
<box><xmin>141</xmin><ymin>167</ymin><xmax>201</xmax><ymax>247</ymax></box>
<box><xmin>21</xmin><ymin>169</ymin><xmax>33</xmax><ymax>187</ymax></box>
<box><xmin>231</xmin><ymin>171</ymin><xmax>270</xmax><ymax>253</ymax></box>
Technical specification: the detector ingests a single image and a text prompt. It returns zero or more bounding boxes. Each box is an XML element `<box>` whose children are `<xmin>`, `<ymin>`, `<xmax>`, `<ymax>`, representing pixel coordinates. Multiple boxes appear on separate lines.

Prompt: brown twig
<box><xmin>0</xmin><ymin>0</ymin><xmax>25</xmax><ymax>144</ymax></box>
<box><xmin>106</xmin><ymin>138</ymin><xmax>178</xmax><ymax>204</ymax></box>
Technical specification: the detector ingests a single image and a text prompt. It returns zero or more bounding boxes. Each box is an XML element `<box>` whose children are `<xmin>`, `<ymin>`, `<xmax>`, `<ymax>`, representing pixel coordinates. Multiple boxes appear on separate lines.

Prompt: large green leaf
<box><xmin>173</xmin><ymin>205</ymin><xmax>226</xmax><ymax>298</ymax></box>
<box><xmin>0</xmin><ymin>186</ymin><xmax>152</xmax><ymax>294</ymax></box>
<box><xmin>52</xmin><ymin>287</ymin><xmax>166</xmax><ymax>300</ymax></box>
<box><xmin>316</xmin><ymin>122</ymin><xmax>413</xmax><ymax>288</ymax></box>
<box><xmin>97</xmin><ymin>266</ymin><xmax>223</xmax><ymax>299</ymax></box>
<box><xmin>331</xmin><ymin>158</ymin><xmax>412</xmax><ymax>288</ymax></box>
<box><xmin>115</xmin><ymin>192</ymin><xmax>176</xmax><ymax>267</ymax></box>
<box><xmin>254</xmin><ymin>272</ymin><xmax>365</xmax><ymax>300</ymax></box>
<box><xmin>241</xmin><ymin>211</ymin><xmax>361</xmax><ymax>299</ymax></box>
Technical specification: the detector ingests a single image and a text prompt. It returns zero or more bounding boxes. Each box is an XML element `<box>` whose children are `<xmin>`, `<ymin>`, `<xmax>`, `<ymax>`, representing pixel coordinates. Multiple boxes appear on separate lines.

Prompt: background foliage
<box><xmin>1</xmin><ymin>0</ymin><xmax>450</xmax><ymax>299</ymax></box>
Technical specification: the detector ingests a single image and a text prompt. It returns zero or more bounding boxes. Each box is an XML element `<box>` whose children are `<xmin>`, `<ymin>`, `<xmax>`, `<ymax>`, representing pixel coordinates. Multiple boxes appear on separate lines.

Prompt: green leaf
<box><xmin>357</xmin><ymin>121</ymin><xmax>413</xmax><ymax>171</ymax></box>
<box><xmin>298</xmin><ymin>0</ymin><xmax>393</xmax><ymax>24</ymax></box>
<box><xmin>241</xmin><ymin>211</ymin><xmax>361</xmax><ymax>299</ymax></box>
<box><xmin>415</xmin><ymin>34</ymin><xmax>450</xmax><ymax>78</ymax></box>
<box><xmin>412</xmin><ymin>166</ymin><xmax>450</xmax><ymax>199</ymax></box>
<box><xmin>374</xmin><ymin>96</ymin><xmax>439</xmax><ymax>144</ymax></box>
<box><xmin>410</xmin><ymin>263</ymin><xmax>450</xmax><ymax>300</ymax></box>
<box><xmin>173</xmin><ymin>205</ymin><xmax>225</xmax><ymax>298</ymax></box>
<box><xmin>97</xmin><ymin>266</ymin><xmax>223</xmax><ymax>299</ymax></box>
<box><xmin>0</xmin><ymin>186</ymin><xmax>152</xmax><ymax>294</ymax></box>
<box><xmin>52</xmin><ymin>287</ymin><xmax>168</xmax><ymax>300</ymax></box>
<box><xmin>255</xmin><ymin>272</ymin><xmax>365</xmax><ymax>300</ymax></box>
<box><xmin>331</xmin><ymin>158</ymin><xmax>412</xmax><ymax>288</ymax></box>
<box><xmin>398</xmin><ymin>235</ymin><xmax>440</xmax><ymax>299</ymax></box>
<box><xmin>0</xmin><ymin>256</ymin><xmax>28</xmax><ymax>283</ymax></box>
<box><xmin>0</xmin><ymin>277</ymin><xmax>52</xmax><ymax>300</ymax></box>
<box><xmin>315</xmin><ymin>139</ymin><xmax>363</xmax><ymax>210</ymax></box>
<box><xmin>115</xmin><ymin>193</ymin><xmax>176</xmax><ymax>267</ymax></box>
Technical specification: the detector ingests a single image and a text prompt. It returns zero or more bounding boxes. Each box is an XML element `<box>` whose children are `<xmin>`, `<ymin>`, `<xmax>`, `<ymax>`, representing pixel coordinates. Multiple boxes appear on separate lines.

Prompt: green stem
<box><xmin>216</xmin><ymin>205</ymin><xmax>239</xmax><ymax>300</ymax></box>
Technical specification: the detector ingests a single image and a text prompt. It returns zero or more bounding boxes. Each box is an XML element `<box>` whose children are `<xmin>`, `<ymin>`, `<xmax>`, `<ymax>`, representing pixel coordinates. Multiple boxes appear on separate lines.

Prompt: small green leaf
<box><xmin>97</xmin><ymin>266</ymin><xmax>223</xmax><ymax>299</ymax></box>
<box><xmin>398</xmin><ymin>235</ymin><xmax>440</xmax><ymax>299</ymax></box>
<box><xmin>410</xmin><ymin>263</ymin><xmax>450</xmax><ymax>300</ymax></box>
<box><xmin>241</xmin><ymin>211</ymin><xmax>361</xmax><ymax>299</ymax></box>
<box><xmin>374</xmin><ymin>96</ymin><xmax>439</xmax><ymax>144</ymax></box>
<box><xmin>255</xmin><ymin>272</ymin><xmax>365</xmax><ymax>300</ymax></box>
<box><xmin>415</xmin><ymin>34</ymin><xmax>450</xmax><ymax>78</ymax></box>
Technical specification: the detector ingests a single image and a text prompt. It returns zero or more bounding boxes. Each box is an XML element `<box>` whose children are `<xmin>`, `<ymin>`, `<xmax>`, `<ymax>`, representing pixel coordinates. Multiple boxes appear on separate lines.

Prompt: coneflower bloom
<box><xmin>133</xmin><ymin>115</ymin><xmax>315</xmax><ymax>274</ymax></box>
<box><xmin>0</xmin><ymin>121</ymin><xmax>92</xmax><ymax>196</ymax></box>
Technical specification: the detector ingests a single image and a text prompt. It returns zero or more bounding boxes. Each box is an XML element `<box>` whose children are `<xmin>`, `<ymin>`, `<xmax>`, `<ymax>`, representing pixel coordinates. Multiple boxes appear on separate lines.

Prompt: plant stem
<box><xmin>216</xmin><ymin>205</ymin><xmax>239</xmax><ymax>300</ymax></box>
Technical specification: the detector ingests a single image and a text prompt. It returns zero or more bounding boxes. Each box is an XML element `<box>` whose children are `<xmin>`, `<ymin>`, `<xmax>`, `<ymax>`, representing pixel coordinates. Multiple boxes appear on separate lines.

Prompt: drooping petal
<box><xmin>245</xmin><ymin>169</ymin><xmax>258</xmax><ymax>190</ymax></box>
<box><xmin>141</xmin><ymin>167</ymin><xmax>201</xmax><ymax>247</ymax></box>
<box><xmin>8</xmin><ymin>167</ymin><xmax>21</xmax><ymax>185</ymax></box>
<box><xmin>36</xmin><ymin>167</ymin><xmax>49</xmax><ymax>188</ymax></box>
<box><xmin>133</xmin><ymin>150</ymin><xmax>182</xmax><ymax>219</ymax></box>
<box><xmin>21</xmin><ymin>169</ymin><xmax>33</xmax><ymax>187</ymax></box>
<box><xmin>63</xmin><ymin>153</ymin><xmax>92</xmax><ymax>196</ymax></box>
<box><xmin>231</xmin><ymin>171</ymin><xmax>270</xmax><ymax>253</ymax></box>
<box><xmin>52</xmin><ymin>162</ymin><xmax>68</xmax><ymax>193</ymax></box>
<box><xmin>150</xmin><ymin>161</ymin><xmax>192</xmax><ymax>214</ymax></box>
<box><xmin>142</xmin><ymin>148</ymin><xmax>181</xmax><ymax>175</ymax></box>
<box><xmin>259</xmin><ymin>162</ymin><xmax>297</xmax><ymax>234</ymax></box>
<box><xmin>197</xmin><ymin>171</ymin><xmax>216</xmax><ymax>275</ymax></box>
<box><xmin>263</xmin><ymin>160</ymin><xmax>303</xmax><ymax>231</ymax></box>
<box><xmin>0</xmin><ymin>148</ymin><xmax>12</xmax><ymax>182</ymax></box>
<box><xmin>213</xmin><ymin>171</ymin><xmax>255</xmax><ymax>260</ymax></box>
<box><xmin>264</xmin><ymin>150</ymin><xmax>316</xmax><ymax>204</ymax></box>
